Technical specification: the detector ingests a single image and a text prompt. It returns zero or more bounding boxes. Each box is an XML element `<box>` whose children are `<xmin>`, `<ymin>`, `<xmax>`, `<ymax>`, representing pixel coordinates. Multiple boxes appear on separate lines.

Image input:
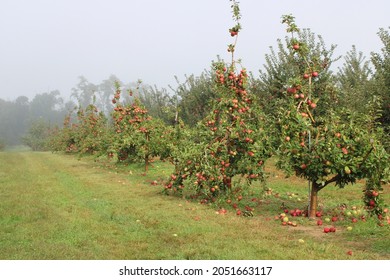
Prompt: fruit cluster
<box><xmin>110</xmin><ymin>83</ymin><xmax>171</xmax><ymax>171</ymax></box>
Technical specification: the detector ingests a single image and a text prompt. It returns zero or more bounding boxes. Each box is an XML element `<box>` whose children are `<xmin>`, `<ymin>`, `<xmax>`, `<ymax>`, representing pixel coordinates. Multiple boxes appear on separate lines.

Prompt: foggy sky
<box><xmin>0</xmin><ymin>0</ymin><xmax>389</xmax><ymax>101</ymax></box>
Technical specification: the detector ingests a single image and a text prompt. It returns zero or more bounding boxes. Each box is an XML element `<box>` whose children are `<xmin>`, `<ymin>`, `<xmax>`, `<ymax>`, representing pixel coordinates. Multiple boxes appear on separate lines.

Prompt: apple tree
<box><xmin>371</xmin><ymin>27</ymin><xmax>390</xmax><ymax>151</ymax></box>
<box><xmin>47</xmin><ymin>113</ymin><xmax>78</xmax><ymax>153</ymax></box>
<box><xmin>163</xmin><ymin>0</ymin><xmax>271</xmax><ymax>207</ymax></box>
<box><xmin>276</xmin><ymin>15</ymin><xmax>389</xmax><ymax>219</ymax></box>
<box><xmin>73</xmin><ymin>103</ymin><xmax>110</xmax><ymax>155</ymax></box>
<box><xmin>109</xmin><ymin>82</ymin><xmax>172</xmax><ymax>172</ymax></box>
<box><xmin>22</xmin><ymin>119</ymin><xmax>51</xmax><ymax>151</ymax></box>
<box><xmin>47</xmin><ymin>101</ymin><xmax>109</xmax><ymax>155</ymax></box>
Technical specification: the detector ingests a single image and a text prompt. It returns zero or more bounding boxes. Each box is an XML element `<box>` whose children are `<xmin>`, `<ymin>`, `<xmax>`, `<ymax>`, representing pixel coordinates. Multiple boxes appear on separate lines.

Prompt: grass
<box><xmin>0</xmin><ymin>151</ymin><xmax>389</xmax><ymax>260</ymax></box>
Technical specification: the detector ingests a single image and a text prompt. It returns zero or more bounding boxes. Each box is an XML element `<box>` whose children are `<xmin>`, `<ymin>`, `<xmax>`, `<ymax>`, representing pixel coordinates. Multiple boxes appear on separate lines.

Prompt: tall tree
<box><xmin>252</xmin><ymin>27</ymin><xmax>339</xmax><ymax>150</ymax></box>
<box><xmin>96</xmin><ymin>74</ymin><xmax>122</xmax><ymax>115</ymax></box>
<box><xmin>29</xmin><ymin>90</ymin><xmax>65</xmax><ymax>123</ymax></box>
<box><xmin>175</xmin><ymin>72</ymin><xmax>216</xmax><ymax>127</ymax></box>
<box><xmin>337</xmin><ymin>45</ymin><xmax>374</xmax><ymax>114</ymax></box>
<box><xmin>0</xmin><ymin>96</ymin><xmax>29</xmax><ymax>145</ymax></box>
<box><xmin>371</xmin><ymin>27</ymin><xmax>390</xmax><ymax>150</ymax></box>
<box><xmin>139</xmin><ymin>85</ymin><xmax>177</xmax><ymax>125</ymax></box>
<box><xmin>71</xmin><ymin>76</ymin><xmax>98</xmax><ymax>109</ymax></box>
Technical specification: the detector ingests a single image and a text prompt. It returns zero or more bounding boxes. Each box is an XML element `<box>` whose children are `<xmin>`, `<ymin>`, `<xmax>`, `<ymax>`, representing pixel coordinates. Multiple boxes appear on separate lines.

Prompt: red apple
<box><xmin>323</xmin><ymin>227</ymin><xmax>330</xmax><ymax>233</ymax></box>
<box><xmin>293</xmin><ymin>44</ymin><xmax>300</xmax><ymax>50</ymax></box>
<box><xmin>317</xmin><ymin>220</ymin><xmax>323</xmax><ymax>226</ymax></box>
<box><xmin>312</xmin><ymin>71</ymin><xmax>318</xmax><ymax>77</ymax></box>
<box><xmin>287</xmin><ymin>87</ymin><xmax>297</xmax><ymax>94</ymax></box>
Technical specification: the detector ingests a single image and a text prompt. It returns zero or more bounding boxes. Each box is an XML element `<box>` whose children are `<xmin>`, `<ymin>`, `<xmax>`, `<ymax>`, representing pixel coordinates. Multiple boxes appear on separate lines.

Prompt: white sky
<box><xmin>0</xmin><ymin>0</ymin><xmax>389</xmax><ymax>100</ymax></box>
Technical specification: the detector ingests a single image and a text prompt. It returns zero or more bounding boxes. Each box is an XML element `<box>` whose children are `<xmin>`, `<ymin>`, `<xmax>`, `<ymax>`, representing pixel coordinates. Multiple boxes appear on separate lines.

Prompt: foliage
<box><xmin>73</xmin><ymin>104</ymin><xmax>110</xmax><ymax>156</ymax></box>
<box><xmin>139</xmin><ymin>84</ymin><xmax>177</xmax><ymax>125</ymax></box>
<box><xmin>47</xmin><ymin>114</ymin><xmax>79</xmax><ymax>153</ymax></box>
<box><xmin>175</xmin><ymin>72</ymin><xmax>216</xmax><ymax>127</ymax></box>
<box><xmin>336</xmin><ymin>45</ymin><xmax>374</xmax><ymax>113</ymax></box>
<box><xmin>22</xmin><ymin>119</ymin><xmax>51</xmax><ymax>151</ymax></box>
<box><xmin>371</xmin><ymin>27</ymin><xmax>390</xmax><ymax>150</ymax></box>
<box><xmin>252</xmin><ymin>23</ymin><xmax>339</xmax><ymax>152</ymax></box>
<box><xmin>275</xmin><ymin>15</ymin><xmax>389</xmax><ymax>218</ymax></box>
<box><xmin>109</xmin><ymin>82</ymin><xmax>172</xmax><ymax>171</ymax></box>
<box><xmin>255</xmin><ymin>27</ymin><xmax>338</xmax><ymax>116</ymax></box>
<box><xmin>47</xmin><ymin>102</ymin><xmax>109</xmax><ymax>155</ymax></box>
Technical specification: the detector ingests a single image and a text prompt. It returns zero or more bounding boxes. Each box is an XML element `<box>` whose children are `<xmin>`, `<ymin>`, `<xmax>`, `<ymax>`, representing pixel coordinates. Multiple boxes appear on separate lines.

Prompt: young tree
<box><xmin>164</xmin><ymin>1</ymin><xmax>271</xmax><ymax>209</ymax></box>
<box><xmin>110</xmin><ymin>82</ymin><xmax>171</xmax><ymax>172</ymax></box>
<box><xmin>47</xmin><ymin>113</ymin><xmax>78</xmax><ymax>153</ymax></box>
<box><xmin>276</xmin><ymin>15</ymin><xmax>389</xmax><ymax>219</ymax></box>
<box><xmin>73</xmin><ymin>103</ymin><xmax>110</xmax><ymax>155</ymax></box>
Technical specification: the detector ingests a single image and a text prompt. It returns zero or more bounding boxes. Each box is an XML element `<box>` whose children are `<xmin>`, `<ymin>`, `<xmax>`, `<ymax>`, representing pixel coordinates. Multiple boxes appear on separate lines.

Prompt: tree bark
<box><xmin>308</xmin><ymin>181</ymin><xmax>320</xmax><ymax>219</ymax></box>
<box><xmin>144</xmin><ymin>154</ymin><xmax>149</xmax><ymax>173</ymax></box>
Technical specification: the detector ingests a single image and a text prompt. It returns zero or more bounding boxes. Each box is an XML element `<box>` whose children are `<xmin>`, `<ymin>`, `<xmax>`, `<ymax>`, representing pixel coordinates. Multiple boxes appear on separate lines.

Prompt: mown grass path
<box><xmin>0</xmin><ymin>151</ymin><xmax>389</xmax><ymax>259</ymax></box>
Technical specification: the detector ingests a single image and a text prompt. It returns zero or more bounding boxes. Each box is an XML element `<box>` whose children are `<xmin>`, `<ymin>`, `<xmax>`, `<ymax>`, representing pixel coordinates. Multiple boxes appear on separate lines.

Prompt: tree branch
<box><xmin>317</xmin><ymin>173</ymin><xmax>341</xmax><ymax>191</ymax></box>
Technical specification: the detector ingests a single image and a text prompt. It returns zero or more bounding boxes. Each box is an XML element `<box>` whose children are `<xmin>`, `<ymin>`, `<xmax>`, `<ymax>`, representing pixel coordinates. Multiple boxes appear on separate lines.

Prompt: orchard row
<box><xmin>47</xmin><ymin>2</ymin><xmax>389</xmax><ymax>222</ymax></box>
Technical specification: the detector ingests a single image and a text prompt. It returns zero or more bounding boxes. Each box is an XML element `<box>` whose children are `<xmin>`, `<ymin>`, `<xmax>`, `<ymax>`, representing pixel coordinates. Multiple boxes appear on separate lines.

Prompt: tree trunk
<box><xmin>308</xmin><ymin>181</ymin><xmax>320</xmax><ymax>219</ymax></box>
<box><xmin>144</xmin><ymin>154</ymin><xmax>149</xmax><ymax>173</ymax></box>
